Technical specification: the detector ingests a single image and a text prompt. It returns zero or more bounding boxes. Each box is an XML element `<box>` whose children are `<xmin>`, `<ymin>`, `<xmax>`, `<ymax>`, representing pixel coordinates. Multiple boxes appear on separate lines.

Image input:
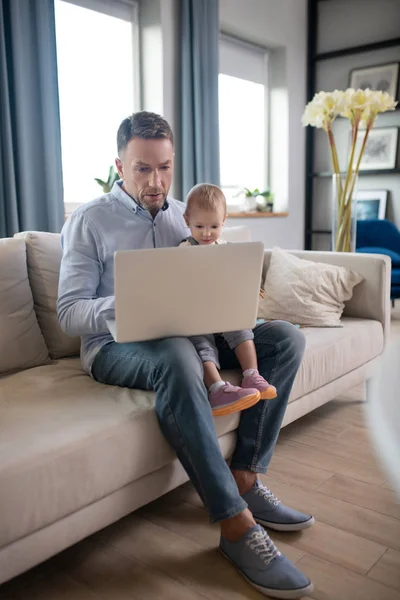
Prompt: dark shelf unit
<box><xmin>316</xmin><ymin>37</ymin><xmax>400</xmax><ymax>61</ymax></box>
<box><xmin>304</xmin><ymin>0</ymin><xmax>400</xmax><ymax>250</ymax></box>
<box><xmin>312</xmin><ymin>168</ymin><xmax>400</xmax><ymax>178</ymax></box>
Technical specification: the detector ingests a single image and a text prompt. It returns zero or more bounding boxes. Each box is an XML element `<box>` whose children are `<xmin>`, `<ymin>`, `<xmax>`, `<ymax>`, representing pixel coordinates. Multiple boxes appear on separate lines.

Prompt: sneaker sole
<box><xmin>260</xmin><ymin>386</ymin><xmax>277</xmax><ymax>400</ymax></box>
<box><xmin>220</xmin><ymin>547</ymin><xmax>314</xmax><ymax>599</ymax></box>
<box><xmin>255</xmin><ymin>515</ymin><xmax>316</xmax><ymax>532</ymax></box>
<box><xmin>212</xmin><ymin>392</ymin><xmax>261</xmax><ymax>417</ymax></box>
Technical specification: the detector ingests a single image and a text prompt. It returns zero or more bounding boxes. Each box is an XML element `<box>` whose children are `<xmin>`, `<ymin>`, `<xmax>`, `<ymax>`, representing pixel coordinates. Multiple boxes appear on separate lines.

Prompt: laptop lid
<box><xmin>109</xmin><ymin>241</ymin><xmax>264</xmax><ymax>343</ymax></box>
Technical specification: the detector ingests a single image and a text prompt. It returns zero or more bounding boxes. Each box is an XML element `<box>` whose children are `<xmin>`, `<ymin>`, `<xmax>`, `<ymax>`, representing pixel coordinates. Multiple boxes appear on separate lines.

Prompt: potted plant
<box><xmin>94</xmin><ymin>165</ymin><xmax>120</xmax><ymax>193</ymax></box>
<box><xmin>242</xmin><ymin>188</ymin><xmax>274</xmax><ymax>212</ymax></box>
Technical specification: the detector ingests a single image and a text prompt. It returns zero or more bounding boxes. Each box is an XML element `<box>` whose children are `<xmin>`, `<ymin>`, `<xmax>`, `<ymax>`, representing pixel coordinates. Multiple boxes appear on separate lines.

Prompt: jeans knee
<box><xmin>257</xmin><ymin>320</ymin><xmax>305</xmax><ymax>365</ymax></box>
<box><xmin>156</xmin><ymin>337</ymin><xmax>204</xmax><ymax>381</ymax></box>
<box><xmin>281</xmin><ymin>322</ymin><xmax>306</xmax><ymax>363</ymax></box>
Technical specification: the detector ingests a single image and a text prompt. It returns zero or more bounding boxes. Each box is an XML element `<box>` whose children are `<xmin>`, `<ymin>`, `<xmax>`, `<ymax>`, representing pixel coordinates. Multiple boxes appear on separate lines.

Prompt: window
<box><xmin>219</xmin><ymin>36</ymin><xmax>269</xmax><ymax>207</ymax></box>
<box><xmin>55</xmin><ymin>0</ymin><xmax>139</xmax><ymax>210</ymax></box>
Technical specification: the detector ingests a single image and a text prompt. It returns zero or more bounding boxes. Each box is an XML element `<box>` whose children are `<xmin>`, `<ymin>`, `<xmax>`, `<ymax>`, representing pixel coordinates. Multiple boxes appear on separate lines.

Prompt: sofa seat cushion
<box><xmin>222</xmin><ymin>318</ymin><xmax>383</xmax><ymax>401</ymax></box>
<box><xmin>0</xmin><ymin>359</ymin><xmax>239</xmax><ymax>548</ymax></box>
<box><xmin>0</xmin><ymin>317</ymin><xmax>382</xmax><ymax>548</ymax></box>
<box><xmin>291</xmin><ymin>317</ymin><xmax>383</xmax><ymax>400</ymax></box>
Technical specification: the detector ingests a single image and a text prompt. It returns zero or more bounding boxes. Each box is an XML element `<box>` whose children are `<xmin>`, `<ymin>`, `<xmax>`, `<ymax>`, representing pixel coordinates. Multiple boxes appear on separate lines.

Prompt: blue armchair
<box><xmin>356</xmin><ymin>219</ymin><xmax>400</xmax><ymax>303</ymax></box>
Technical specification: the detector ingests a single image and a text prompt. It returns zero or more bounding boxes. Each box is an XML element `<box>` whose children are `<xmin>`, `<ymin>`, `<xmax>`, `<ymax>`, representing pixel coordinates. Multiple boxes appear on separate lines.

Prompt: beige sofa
<box><xmin>0</xmin><ymin>230</ymin><xmax>391</xmax><ymax>584</ymax></box>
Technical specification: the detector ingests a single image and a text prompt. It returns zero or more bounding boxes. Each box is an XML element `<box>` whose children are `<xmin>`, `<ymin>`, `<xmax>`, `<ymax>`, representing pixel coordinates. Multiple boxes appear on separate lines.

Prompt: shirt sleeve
<box><xmin>57</xmin><ymin>211</ymin><xmax>115</xmax><ymax>336</ymax></box>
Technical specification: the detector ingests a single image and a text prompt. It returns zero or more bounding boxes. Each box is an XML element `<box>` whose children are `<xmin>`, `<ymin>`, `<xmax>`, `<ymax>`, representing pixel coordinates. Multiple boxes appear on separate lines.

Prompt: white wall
<box><xmin>220</xmin><ymin>0</ymin><xmax>307</xmax><ymax>249</ymax></box>
<box><xmin>140</xmin><ymin>0</ymin><xmax>308</xmax><ymax>249</ymax></box>
<box><xmin>317</xmin><ymin>0</ymin><xmax>400</xmax><ymax>54</ymax></box>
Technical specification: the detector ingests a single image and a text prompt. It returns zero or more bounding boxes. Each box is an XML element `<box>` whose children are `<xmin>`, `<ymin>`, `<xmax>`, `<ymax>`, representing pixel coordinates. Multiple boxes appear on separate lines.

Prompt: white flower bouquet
<box><xmin>302</xmin><ymin>89</ymin><xmax>397</xmax><ymax>251</ymax></box>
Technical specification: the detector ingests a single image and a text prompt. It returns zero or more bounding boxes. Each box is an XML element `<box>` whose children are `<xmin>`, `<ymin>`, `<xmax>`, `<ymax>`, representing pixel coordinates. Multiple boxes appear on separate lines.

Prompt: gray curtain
<box><xmin>0</xmin><ymin>0</ymin><xmax>64</xmax><ymax>237</ymax></box>
<box><xmin>180</xmin><ymin>0</ymin><xmax>220</xmax><ymax>197</ymax></box>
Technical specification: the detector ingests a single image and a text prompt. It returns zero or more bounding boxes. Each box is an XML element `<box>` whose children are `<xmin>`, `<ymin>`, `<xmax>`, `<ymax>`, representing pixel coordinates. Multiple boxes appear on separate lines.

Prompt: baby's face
<box><xmin>185</xmin><ymin>206</ymin><xmax>226</xmax><ymax>245</ymax></box>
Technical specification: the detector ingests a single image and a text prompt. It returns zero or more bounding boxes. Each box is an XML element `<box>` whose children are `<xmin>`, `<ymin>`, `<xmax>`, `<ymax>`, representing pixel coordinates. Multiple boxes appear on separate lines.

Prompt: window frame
<box><xmin>56</xmin><ymin>0</ymin><xmax>140</xmax><ymax>215</ymax></box>
<box><xmin>60</xmin><ymin>0</ymin><xmax>140</xmax><ymax>109</ymax></box>
<box><xmin>218</xmin><ymin>33</ymin><xmax>270</xmax><ymax>201</ymax></box>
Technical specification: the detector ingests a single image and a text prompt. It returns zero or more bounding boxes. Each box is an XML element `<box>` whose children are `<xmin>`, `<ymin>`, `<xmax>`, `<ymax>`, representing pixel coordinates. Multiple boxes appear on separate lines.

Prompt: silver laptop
<box><xmin>106</xmin><ymin>242</ymin><xmax>264</xmax><ymax>343</ymax></box>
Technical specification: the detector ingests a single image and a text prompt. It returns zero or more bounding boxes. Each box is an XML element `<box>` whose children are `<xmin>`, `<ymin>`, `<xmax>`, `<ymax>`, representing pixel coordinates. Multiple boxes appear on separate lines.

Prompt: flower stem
<box><xmin>353</xmin><ymin>122</ymin><xmax>373</xmax><ymax>175</ymax></box>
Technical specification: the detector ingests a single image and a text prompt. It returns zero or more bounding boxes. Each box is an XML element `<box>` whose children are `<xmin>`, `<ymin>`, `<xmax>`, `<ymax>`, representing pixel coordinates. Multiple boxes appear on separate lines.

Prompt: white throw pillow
<box><xmin>258</xmin><ymin>247</ymin><xmax>364</xmax><ymax>327</ymax></box>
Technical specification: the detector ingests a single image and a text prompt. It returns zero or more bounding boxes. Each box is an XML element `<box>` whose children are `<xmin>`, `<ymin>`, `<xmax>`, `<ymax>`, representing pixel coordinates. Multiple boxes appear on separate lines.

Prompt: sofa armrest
<box><xmin>263</xmin><ymin>250</ymin><xmax>391</xmax><ymax>344</ymax></box>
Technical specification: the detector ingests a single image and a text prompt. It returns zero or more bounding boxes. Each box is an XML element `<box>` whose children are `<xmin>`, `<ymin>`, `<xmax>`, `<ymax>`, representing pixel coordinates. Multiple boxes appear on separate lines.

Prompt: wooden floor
<box><xmin>1</xmin><ymin>309</ymin><xmax>400</xmax><ymax>600</ymax></box>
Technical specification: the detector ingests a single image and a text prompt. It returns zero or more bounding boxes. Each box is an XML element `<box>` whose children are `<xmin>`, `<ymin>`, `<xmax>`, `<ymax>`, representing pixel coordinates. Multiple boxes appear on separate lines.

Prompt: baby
<box><xmin>180</xmin><ymin>183</ymin><xmax>277</xmax><ymax>417</ymax></box>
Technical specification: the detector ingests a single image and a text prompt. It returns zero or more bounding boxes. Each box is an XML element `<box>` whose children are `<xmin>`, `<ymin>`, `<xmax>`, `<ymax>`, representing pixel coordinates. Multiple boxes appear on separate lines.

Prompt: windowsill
<box><xmin>227</xmin><ymin>211</ymin><xmax>289</xmax><ymax>218</ymax></box>
<box><xmin>65</xmin><ymin>208</ymin><xmax>290</xmax><ymax>221</ymax></box>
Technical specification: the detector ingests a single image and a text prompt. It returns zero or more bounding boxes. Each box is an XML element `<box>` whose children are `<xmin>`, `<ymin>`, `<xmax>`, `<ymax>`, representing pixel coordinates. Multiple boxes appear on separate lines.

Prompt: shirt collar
<box><xmin>111</xmin><ymin>181</ymin><xmax>170</xmax><ymax>215</ymax></box>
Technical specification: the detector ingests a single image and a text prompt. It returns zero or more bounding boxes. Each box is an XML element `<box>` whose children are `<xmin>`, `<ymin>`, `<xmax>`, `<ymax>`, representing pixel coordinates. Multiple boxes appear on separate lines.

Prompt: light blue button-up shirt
<box><xmin>57</xmin><ymin>181</ymin><xmax>189</xmax><ymax>374</ymax></box>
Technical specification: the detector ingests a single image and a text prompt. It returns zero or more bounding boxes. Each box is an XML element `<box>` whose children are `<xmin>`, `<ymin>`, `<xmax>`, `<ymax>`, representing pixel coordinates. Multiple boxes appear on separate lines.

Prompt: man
<box><xmin>57</xmin><ymin>111</ymin><xmax>314</xmax><ymax>598</ymax></box>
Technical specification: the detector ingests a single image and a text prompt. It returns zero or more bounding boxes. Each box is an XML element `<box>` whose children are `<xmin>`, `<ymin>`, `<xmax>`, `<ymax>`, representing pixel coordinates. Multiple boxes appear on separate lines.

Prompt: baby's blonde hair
<box><xmin>185</xmin><ymin>183</ymin><xmax>227</xmax><ymax>216</ymax></box>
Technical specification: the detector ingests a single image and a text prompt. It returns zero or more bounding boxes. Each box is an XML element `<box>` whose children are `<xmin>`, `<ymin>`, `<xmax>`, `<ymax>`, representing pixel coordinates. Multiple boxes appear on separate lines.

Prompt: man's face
<box><xmin>115</xmin><ymin>137</ymin><xmax>174</xmax><ymax>216</ymax></box>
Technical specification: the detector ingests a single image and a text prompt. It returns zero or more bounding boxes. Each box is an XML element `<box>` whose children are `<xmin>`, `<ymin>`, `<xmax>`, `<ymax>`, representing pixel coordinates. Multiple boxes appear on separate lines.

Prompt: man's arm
<box><xmin>57</xmin><ymin>211</ymin><xmax>115</xmax><ymax>336</ymax></box>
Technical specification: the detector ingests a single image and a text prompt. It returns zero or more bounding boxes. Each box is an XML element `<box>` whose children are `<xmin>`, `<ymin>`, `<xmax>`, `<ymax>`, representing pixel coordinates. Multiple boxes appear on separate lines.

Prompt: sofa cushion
<box><xmin>226</xmin><ymin>318</ymin><xmax>384</xmax><ymax>400</ymax></box>
<box><xmin>258</xmin><ymin>247</ymin><xmax>364</xmax><ymax>327</ymax></box>
<box><xmin>291</xmin><ymin>317</ymin><xmax>383</xmax><ymax>400</ymax></box>
<box><xmin>14</xmin><ymin>232</ymin><xmax>80</xmax><ymax>359</ymax></box>
<box><xmin>0</xmin><ymin>317</ymin><xmax>383</xmax><ymax>548</ymax></box>
<box><xmin>0</xmin><ymin>238</ymin><xmax>49</xmax><ymax>376</ymax></box>
<box><xmin>0</xmin><ymin>359</ymin><xmax>240</xmax><ymax>548</ymax></box>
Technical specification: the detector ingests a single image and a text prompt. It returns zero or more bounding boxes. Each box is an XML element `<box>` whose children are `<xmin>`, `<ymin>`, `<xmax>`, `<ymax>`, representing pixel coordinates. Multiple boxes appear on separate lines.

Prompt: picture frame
<box><xmin>349</xmin><ymin>62</ymin><xmax>399</xmax><ymax>100</ymax></box>
<box><xmin>352</xmin><ymin>127</ymin><xmax>398</xmax><ymax>170</ymax></box>
<box><xmin>354</xmin><ymin>190</ymin><xmax>388</xmax><ymax>220</ymax></box>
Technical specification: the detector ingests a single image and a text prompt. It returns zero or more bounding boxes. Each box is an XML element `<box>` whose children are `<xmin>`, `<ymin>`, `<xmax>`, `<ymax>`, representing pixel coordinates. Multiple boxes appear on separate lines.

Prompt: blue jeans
<box><xmin>91</xmin><ymin>321</ymin><xmax>305</xmax><ymax>523</ymax></box>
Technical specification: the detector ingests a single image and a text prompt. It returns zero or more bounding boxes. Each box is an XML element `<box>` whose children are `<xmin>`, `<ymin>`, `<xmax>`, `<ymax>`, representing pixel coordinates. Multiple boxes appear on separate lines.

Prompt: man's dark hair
<box><xmin>117</xmin><ymin>111</ymin><xmax>174</xmax><ymax>157</ymax></box>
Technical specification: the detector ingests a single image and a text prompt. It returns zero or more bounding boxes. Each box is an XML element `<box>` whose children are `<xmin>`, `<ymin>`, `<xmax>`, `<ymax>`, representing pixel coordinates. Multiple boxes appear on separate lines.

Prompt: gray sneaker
<box><xmin>220</xmin><ymin>524</ymin><xmax>313</xmax><ymax>599</ymax></box>
<box><xmin>242</xmin><ymin>480</ymin><xmax>315</xmax><ymax>531</ymax></box>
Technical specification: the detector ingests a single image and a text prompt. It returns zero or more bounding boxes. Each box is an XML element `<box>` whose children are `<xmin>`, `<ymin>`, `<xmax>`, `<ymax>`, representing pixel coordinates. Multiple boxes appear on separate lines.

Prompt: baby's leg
<box><xmin>189</xmin><ymin>334</ymin><xmax>261</xmax><ymax>416</ymax></box>
<box><xmin>235</xmin><ymin>340</ymin><xmax>258</xmax><ymax>372</ymax></box>
<box><xmin>190</xmin><ymin>334</ymin><xmax>225</xmax><ymax>389</ymax></box>
<box><xmin>223</xmin><ymin>330</ymin><xmax>277</xmax><ymax>400</ymax></box>
<box><xmin>190</xmin><ymin>334</ymin><xmax>225</xmax><ymax>386</ymax></box>
<box><xmin>222</xmin><ymin>330</ymin><xmax>256</xmax><ymax>371</ymax></box>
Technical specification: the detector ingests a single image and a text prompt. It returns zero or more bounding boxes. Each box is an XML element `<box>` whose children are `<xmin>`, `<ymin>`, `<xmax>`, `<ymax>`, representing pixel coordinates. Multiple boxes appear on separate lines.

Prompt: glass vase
<box><xmin>331</xmin><ymin>171</ymin><xmax>358</xmax><ymax>253</ymax></box>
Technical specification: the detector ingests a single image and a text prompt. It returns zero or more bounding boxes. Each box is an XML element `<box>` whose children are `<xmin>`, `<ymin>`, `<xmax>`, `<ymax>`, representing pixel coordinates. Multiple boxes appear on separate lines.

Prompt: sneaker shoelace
<box><xmin>254</xmin><ymin>482</ymin><xmax>281</xmax><ymax>507</ymax></box>
<box><xmin>246</xmin><ymin>529</ymin><xmax>281</xmax><ymax>566</ymax></box>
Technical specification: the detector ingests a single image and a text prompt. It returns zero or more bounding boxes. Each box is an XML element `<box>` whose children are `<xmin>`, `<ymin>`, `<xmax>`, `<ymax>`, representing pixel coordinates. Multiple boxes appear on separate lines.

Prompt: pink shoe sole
<box><xmin>259</xmin><ymin>385</ymin><xmax>277</xmax><ymax>400</ymax></box>
<box><xmin>212</xmin><ymin>391</ymin><xmax>261</xmax><ymax>417</ymax></box>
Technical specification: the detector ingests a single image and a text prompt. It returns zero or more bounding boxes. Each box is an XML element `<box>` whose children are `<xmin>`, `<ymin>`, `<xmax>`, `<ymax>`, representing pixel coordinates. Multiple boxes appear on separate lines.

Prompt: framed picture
<box><xmin>355</xmin><ymin>190</ymin><xmax>388</xmax><ymax>220</ymax></box>
<box><xmin>349</xmin><ymin>62</ymin><xmax>399</xmax><ymax>99</ymax></box>
<box><xmin>352</xmin><ymin>127</ymin><xmax>398</xmax><ymax>170</ymax></box>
